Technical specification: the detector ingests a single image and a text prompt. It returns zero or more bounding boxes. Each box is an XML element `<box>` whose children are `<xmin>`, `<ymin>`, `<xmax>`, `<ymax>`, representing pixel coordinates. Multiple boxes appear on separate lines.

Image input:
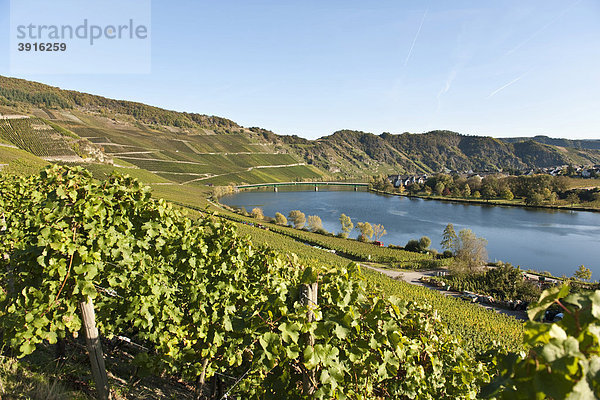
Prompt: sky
<box><xmin>1</xmin><ymin>0</ymin><xmax>599</xmax><ymax>139</ymax></box>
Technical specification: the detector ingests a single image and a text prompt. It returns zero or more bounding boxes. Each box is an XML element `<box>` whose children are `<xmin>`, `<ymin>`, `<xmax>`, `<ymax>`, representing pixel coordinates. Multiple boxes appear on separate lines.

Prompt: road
<box><xmin>363</xmin><ymin>265</ymin><xmax>528</xmax><ymax>320</ymax></box>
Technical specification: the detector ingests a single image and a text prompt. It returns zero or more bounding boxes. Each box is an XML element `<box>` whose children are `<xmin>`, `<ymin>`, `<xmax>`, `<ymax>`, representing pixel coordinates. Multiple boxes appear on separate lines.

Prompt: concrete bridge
<box><xmin>236</xmin><ymin>181</ymin><xmax>369</xmax><ymax>192</ymax></box>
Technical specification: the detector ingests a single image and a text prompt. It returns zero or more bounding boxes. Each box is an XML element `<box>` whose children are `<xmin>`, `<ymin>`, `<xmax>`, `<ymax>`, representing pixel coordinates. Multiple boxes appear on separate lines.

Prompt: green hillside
<box><xmin>1</xmin><ymin>74</ymin><xmax>599</xmax><ymax>185</ymax></box>
<box><xmin>502</xmin><ymin>135</ymin><xmax>600</xmax><ymax>151</ymax></box>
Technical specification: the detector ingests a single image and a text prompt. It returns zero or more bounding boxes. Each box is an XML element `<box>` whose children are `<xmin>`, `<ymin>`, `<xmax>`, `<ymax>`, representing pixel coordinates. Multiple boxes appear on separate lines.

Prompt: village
<box><xmin>389</xmin><ymin>163</ymin><xmax>600</xmax><ymax>189</ymax></box>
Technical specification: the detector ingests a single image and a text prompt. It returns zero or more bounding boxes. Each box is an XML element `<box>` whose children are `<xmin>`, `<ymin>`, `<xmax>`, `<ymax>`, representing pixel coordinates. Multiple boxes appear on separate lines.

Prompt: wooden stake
<box><xmin>300</xmin><ymin>282</ymin><xmax>318</xmax><ymax>396</ymax></box>
<box><xmin>79</xmin><ymin>297</ymin><xmax>111</xmax><ymax>400</ymax></box>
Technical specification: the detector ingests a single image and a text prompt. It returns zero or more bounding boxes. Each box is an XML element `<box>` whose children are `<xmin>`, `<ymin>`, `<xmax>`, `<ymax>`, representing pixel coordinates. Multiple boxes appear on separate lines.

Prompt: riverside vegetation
<box><xmin>370</xmin><ymin>173</ymin><xmax>600</xmax><ymax>211</ymax></box>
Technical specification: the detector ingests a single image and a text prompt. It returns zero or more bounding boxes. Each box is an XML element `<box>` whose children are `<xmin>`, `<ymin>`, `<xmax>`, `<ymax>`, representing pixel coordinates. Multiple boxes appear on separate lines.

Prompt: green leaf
<box><xmin>301</xmin><ymin>266</ymin><xmax>319</xmax><ymax>284</ymax></box>
<box><xmin>278</xmin><ymin>322</ymin><xmax>301</xmax><ymax>344</ymax></box>
<box><xmin>19</xmin><ymin>341</ymin><xmax>36</xmax><ymax>356</ymax></box>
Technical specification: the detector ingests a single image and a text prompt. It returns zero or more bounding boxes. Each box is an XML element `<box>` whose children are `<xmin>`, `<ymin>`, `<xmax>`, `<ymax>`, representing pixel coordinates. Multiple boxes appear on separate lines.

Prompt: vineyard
<box><xmin>361</xmin><ymin>269</ymin><xmax>525</xmax><ymax>354</ymax></box>
<box><xmin>231</xmin><ymin>219</ymin><xmax>525</xmax><ymax>355</ymax></box>
<box><xmin>218</xmin><ymin>210</ymin><xmax>446</xmax><ymax>268</ymax></box>
<box><xmin>0</xmin><ymin>118</ymin><xmax>79</xmax><ymax>159</ymax></box>
<box><xmin>47</xmin><ymin>116</ymin><xmax>325</xmax><ymax>185</ymax></box>
<box><xmin>0</xmin><ymin>145</ymin><xmax>49</xmax><ymax>176</ymax></box>
<box><xmin>1</xmin><ymin>166</ymin><xmax>599</xmax><ymax>399</ymax></box>
<box><xmin>0</xmin><ymin>166</ymin><xmax>488</xmax><ymax>399</ymax></box>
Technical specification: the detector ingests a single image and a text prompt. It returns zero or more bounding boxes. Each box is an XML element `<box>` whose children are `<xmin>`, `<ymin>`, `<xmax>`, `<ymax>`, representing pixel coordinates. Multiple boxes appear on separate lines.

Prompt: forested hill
<box><xmin>0</xmin><ymin>75</ymin><xmax>239</xmax><ymax>131</ymax></box>
<box><xmin>278</xmin><ymin>130</ymin><xmax>600</xmax><ymax>175</ymax></box>
<box><xmin>501</xmin><ymin>135</ymin><xmax>600</xmax><ymax>151</ymax></box>
<box><xmin>1</xmin><ymin>74</ymin><xmax>599</xmax><ymax>181</ymax></box>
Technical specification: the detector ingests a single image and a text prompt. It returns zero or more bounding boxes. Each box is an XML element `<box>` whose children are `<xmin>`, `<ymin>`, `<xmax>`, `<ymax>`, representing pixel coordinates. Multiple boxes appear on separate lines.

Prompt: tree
<box><xmin>274</xmin><ymin>212</ymin><xmax>287</xmax><ymax>226</ymax></box>
<box><xmin>451</xmin><ymin>229</ymin><xmax>488</xmax><ymax>274</ymax></box>
<box><xmin>372</xmin><ymin>224</ymin><xmax>387</xmax><ymax>241</ymax></box>
<box><xmin>288</xmin><ymin>210</ymin><xmax>306</xmax><ymax>229</ymax></box>
<box><xmin>525</xmin><ymin>192</ymin><xmax>544</xmax><ymax>206</ymax></box>
<box><xmin>339</xmin><ymin>213</ymin><xmax>354</xmax><ymax>238</ymax></box>
<box><xmin>418</xmin><ymin>236</ymin><xmax>431</xmax><ymax>251</ymax></box>
<box><xmin>434</xmin><ymin>182</ymin><xmax>445</xmax><ymax>196</ymax></box>
<box><xmin>441</xmin><ymin>223</ymin><xmax>458</xmax><ymax>253</ymax></box>
<box><xmin>500</xmin><ymin>188</ymin><xmax>514</xmax><ymax>201</ymax></box>
<box><xmin>356</xmin><ymin>222</ymin><xmax>374</xmax><ymax>242</ymax></box>
<box><xmin>573</xmin><ymin>264</ymin><xmax>592</xmax><ymax>281</ymax></box>
<box><xmin>481</xmin><ymin>184</ymin><xmax>496</xmax><ymax>201</ymax></box>
<box><xmin>405</xmin><ymin>236</ymin><xmax>431</xmax><ymax>252</ymax></box>
<box><xmin>566</xmin><ymin>192</ymin><xmax>579</xmax><ymax>206</ymax></box>
<box><xmin>307</xmin><ymin>215</ymin><xmax>323</xmax><ymax>232</ymax></box>
<box><xmin>463</xmin><ymin>184</ymin><xmax>471</xmax><ymax>197</ymax></box>
<box><xmin>251</xmin><ymin>207</ymin><xmax>264</xmax><ymax>220</ymax></box>
<box><xmin>404</xmin><ymin>239</ymin><xmax>421</xmax><ymax>252</ymax></box>
<box><xmin>542</xmin><ymin>188</ymin><xmax>552</xmax><ymax>200</ymax></box>
<box><xmin>472</xmin><ymin>190</ymin><xmax>481</xmax><ymax>199</ymax></box>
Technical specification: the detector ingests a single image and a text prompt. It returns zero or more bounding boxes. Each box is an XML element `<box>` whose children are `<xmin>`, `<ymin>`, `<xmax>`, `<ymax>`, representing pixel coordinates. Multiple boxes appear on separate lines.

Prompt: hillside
<box><xmin>279</xmin><ymin>130</ymin><xmax>600</xmax><ymax>175</ymax></box>
<box><xmin>1</xmin><ymin>75</ymin><xmax>600</xmax><ymax>184</ymax></box>
<box><xmin>502</xmin><ymin>135</ymin><xmax>600</xmax><ymax>151</ymax></box>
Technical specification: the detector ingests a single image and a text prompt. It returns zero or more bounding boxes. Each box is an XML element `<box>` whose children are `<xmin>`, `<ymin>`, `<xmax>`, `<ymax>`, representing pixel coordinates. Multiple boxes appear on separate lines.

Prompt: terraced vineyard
<box><xmin>0</xmin><ymin>118</ymin><xmax>79</xmax><ymax>159</ymax></box>
<box><xmin>46</xmin><ymin>113</ymin><xmax>325</xmax><ymax>185</ymax></box>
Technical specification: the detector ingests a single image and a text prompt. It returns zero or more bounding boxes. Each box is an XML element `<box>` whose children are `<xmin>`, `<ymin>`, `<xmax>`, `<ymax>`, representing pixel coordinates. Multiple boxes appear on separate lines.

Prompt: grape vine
<box><xmin>0</xmin><ymin>165</ymin><xmax>488</xmax><ymax>399</ymax></box>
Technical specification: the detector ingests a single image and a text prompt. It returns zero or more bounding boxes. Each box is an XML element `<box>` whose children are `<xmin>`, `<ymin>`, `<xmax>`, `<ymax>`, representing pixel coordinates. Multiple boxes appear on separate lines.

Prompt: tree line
<box><xmin>370</xmin><ymin>173</ymin><xmax>600</xmax><ymax>207</ymax></box>
<box><xmin>247</xmin><ymin>208</ymin><xmax>388</xmax><ymax>243</ymax></box>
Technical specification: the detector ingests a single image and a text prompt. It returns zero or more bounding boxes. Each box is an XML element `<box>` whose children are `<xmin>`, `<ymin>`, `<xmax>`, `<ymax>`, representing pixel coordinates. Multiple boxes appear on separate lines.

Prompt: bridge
<box><xmin>236</xmin><ymin>181</ymin><xmax>369</xmax><ymax>192</ymax></box>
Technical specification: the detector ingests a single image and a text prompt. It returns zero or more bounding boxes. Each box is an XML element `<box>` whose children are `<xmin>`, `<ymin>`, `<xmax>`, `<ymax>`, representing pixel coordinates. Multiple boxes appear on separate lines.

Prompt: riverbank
<box><xmin>363</xmin><ymin>265</ymin><xmax>528</xmax><ymax>320</ymax></box>
<box><xmin>369</xmin><ymin>188</ymin><xmax>600</xmax><ymax>213</ymax></box>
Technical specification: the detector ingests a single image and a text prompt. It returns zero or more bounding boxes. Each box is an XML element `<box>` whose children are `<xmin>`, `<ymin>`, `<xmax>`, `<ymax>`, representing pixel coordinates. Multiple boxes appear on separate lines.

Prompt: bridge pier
<box><xmin>314</xmin><ymin>185</ymin><xmax>318</xmax><ymax>192</ymax></box>
<box><xmin>274</xmin><ymin>186</ymin><xmax>278</xmax><ymax>192</ymax></box>
<box><xmin>354</xmin><ymin>186</ymin><xmax>357</xmax><ymax>191</ymax></box>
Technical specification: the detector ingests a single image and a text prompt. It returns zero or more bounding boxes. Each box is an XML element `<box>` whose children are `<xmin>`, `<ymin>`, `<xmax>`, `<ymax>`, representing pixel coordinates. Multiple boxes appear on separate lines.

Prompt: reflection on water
<box><xmin>221</xmin><ymin>189</ymin><xmax>600</xmax><ymax>279</ymax></box>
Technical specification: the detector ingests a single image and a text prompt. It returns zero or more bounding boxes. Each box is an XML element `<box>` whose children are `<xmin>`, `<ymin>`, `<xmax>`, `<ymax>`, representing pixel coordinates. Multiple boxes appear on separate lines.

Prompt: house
<box><xmin>390</xmin><ymin>174</ymin><xmax>428</xmax><ymax>188</ymax></box>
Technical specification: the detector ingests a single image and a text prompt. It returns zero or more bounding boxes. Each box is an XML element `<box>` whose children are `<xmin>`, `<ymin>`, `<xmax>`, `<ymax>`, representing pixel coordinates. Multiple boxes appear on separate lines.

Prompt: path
<box><xmin>180</xmin><ymin>163</ymin><xmax>307</xmax><ymax>185</ymax></box>
<box><xmin>363</xmin><ymin>265</ymin><xmax>528</xmax><ymax>320</ymax></box>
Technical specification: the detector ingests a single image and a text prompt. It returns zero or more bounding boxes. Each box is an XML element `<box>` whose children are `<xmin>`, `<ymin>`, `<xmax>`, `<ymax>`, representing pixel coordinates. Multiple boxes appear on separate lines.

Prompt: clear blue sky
<box><xmin>1</xmin><ymin>0</ymin><xmax>599</xmax><ymax>139</ymax></box>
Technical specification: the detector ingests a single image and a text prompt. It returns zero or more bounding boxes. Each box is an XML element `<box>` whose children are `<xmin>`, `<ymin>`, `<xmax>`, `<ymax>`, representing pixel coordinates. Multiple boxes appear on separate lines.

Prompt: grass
<box><xmin>0</xmin><ymin>350</ymin><xmax>89</xmax><ymax>400</ymax></box>
<box><xmin>0</xmin><ymin>146</ymin><xmax>49</xmax><ymax>176</ymax></box>
<box><xmin>200</xmin><ymin>164</ymin><xmax>324</xmax><ymax>186</ymax></box>
<box><xmin>565</xmin><ymin>177</ymin><xmax>600</xmax><ymax>189</ymax></box>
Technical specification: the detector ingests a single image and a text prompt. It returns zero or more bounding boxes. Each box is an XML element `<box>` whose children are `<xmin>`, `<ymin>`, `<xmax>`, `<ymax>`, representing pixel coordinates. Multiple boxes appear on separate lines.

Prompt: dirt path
<box><xmin>363</xmin><ymin>265</ymin><xmax>528</xmax><ymax>320</ymax></box>
<box><xmin>181</xmin><ymin>163</ymin><xmax>307</xmax><ymax>185</ymax></box>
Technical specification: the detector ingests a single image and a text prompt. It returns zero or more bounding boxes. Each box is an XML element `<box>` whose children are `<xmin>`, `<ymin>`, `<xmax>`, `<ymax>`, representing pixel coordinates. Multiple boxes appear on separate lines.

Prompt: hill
<box><xmin>502</xmin><ymin>135</ymin><xmax>600</xmax><ymax>151</ymax></box>
<box><xmin>1</xmin><ymin>75</ymin><xmax>600</xmax><ymax>184</ymax></box>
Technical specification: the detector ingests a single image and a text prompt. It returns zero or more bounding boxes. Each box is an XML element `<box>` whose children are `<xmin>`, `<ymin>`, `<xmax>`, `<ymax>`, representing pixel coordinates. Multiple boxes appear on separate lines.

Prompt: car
<box><xmin>373</xmin><ymin>241</ymin><xmax>384</xmax><ymax>247</ymax></box>
<box><xmin>553</xmin><ymin>312</ymin><xmax>564</xmax><ymax>322</ymax></box>
<box><xmin>460</xmin><ymin>294</ymin><xmax>478</xmax><ymax>303</ymax></box>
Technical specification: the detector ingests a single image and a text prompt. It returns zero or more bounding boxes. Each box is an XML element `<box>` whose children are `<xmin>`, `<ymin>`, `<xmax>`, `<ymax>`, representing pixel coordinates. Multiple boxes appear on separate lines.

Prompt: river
<box><xmin>221</xmin><ymin>188</ymin><xmax>600</xmax><ymax>279</ymax></box>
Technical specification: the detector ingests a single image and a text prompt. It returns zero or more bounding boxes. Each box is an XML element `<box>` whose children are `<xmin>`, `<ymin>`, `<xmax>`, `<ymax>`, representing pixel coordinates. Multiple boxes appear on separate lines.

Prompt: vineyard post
<box><xmin>79</xmin><ymin>297</ymin><xmax>111</xmax><ymax>400</ymax></box>
<box><xmin>300</xmin><ymin>282</ymin><xmax>318</xmax><ymax>396</ymax></box>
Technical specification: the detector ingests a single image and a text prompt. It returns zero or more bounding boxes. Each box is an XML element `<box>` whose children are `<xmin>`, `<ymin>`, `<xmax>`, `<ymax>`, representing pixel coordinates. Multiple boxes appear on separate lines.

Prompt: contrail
<box><xmin>506</xmin><ymin>0</ymin><xmax>581</xmax><ymax>55</ymax></box>
<box><xmin>404</xmin><ymin>8</ymin><xmax>428</xmax><ymax>66</ymax></box>
<box><xmin>487</xmin><ymin>73</ymin><xmax>526</xmax><ymax>98</ymax></box>
<box><xmin>437</xmin><ymin>68</ymin><xmax>458</xmax><ymax>110</ymax></box>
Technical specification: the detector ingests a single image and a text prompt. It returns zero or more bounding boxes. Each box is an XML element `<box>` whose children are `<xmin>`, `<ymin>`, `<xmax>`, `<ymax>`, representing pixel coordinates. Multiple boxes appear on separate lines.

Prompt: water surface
<box><xmin>221</xmin><ymin>189</ymin><xmax>600</xmax><ymax>279</ymax></box>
